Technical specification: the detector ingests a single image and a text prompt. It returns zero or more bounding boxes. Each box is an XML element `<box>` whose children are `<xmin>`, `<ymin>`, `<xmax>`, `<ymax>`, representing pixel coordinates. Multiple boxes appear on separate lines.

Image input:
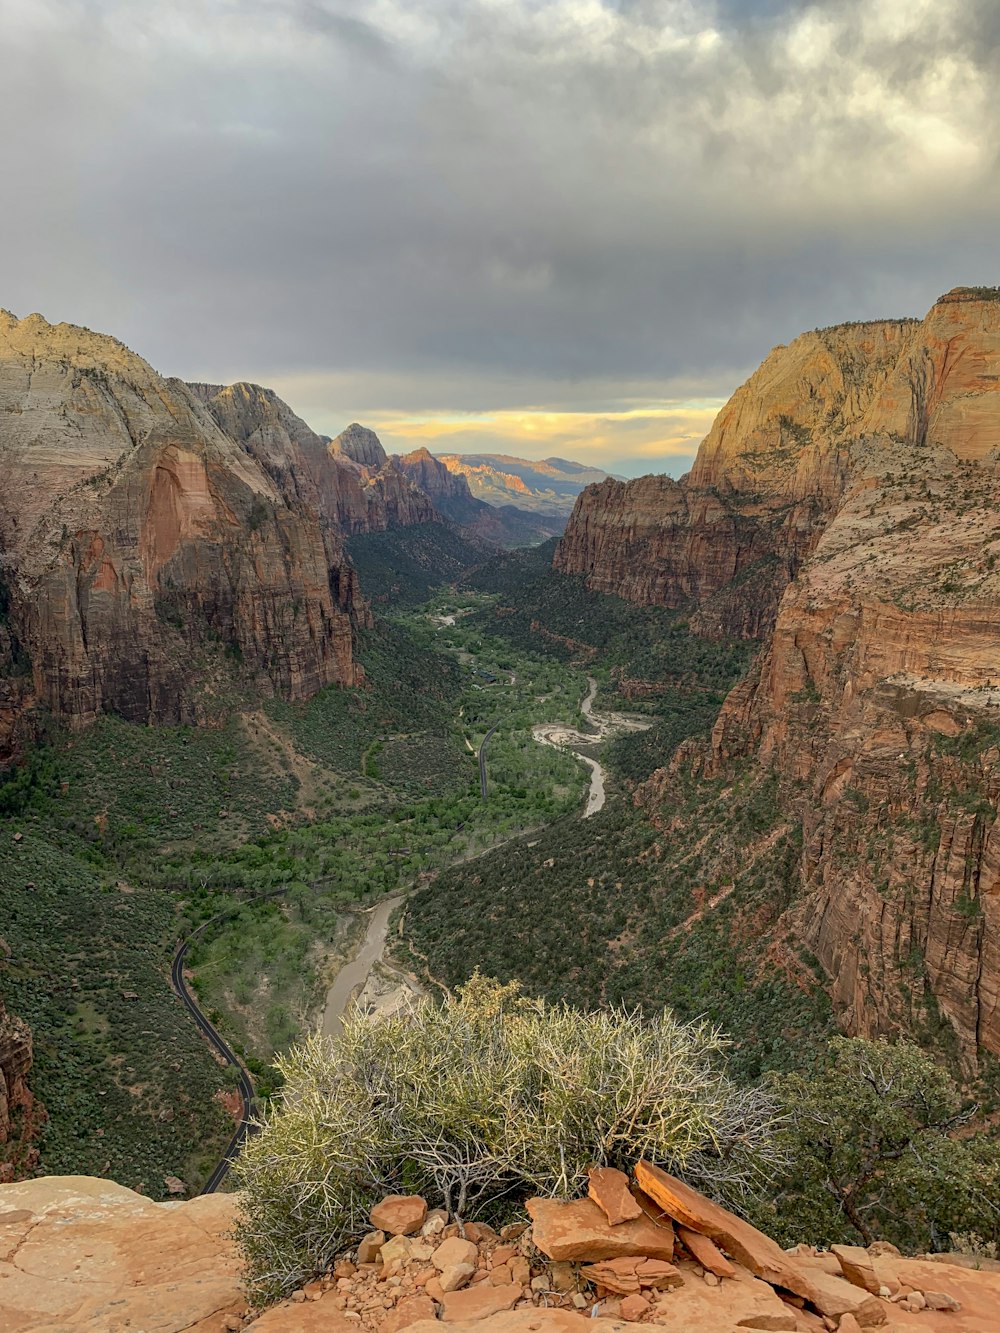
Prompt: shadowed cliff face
<box><xmin>560</xmin><ymin>290</ymin><xmax>1000</xmax><ymax>1064</ymax></box>
<box><xmin>0</xmin><ymin>313</ymin><xmax>365</xmax><ymax>743</ymax></box>
<box><xmin>0</xmin><ymin>995</ymin><xmax>35</xmax><ymax>1179</ymax></box>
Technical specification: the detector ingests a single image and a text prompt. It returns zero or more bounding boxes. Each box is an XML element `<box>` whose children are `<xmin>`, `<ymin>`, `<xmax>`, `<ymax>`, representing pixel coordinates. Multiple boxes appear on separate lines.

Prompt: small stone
<box><xmin>703</xmin><ymin>1271</ymin><xmax>719</xmax><ymax>1287</ymax></box>
<box><xmin>380</xmin><ymin>1235</ymin><xmax>413</xmax><ymax>1267</ymax></box>
<box><xmin>530</xmin><ymin>1275</ymin><xmax>550</xmax><ymax>1292</ymax></box>
<box><xmin>572</xmin><ymin>1292</ymin><xmax>588</xmax><ymax>1309</ymax></box>
<box><xmin>439</xmin><ymin>1262</ymin><xmax>477</xmax><ymax>1292</ymax></box>
<box><xmin>907</xmin><ymin>1291</ymin><xmax>926</xmax><ymax>1310</ymax></box>
<box><xmin>425</xmin><ymin>1277</ymin><xmax>445</xmax><ymax>1303</ymax></box>
<box><xmin>223</xmin><ymin>1318</ymin><xmax>242</xmax><ymax>1332</ymax></box>
<box><xmin>923</xmin><ymin>1290</ymin><xmax>962</xmax><ymax>1312</ymax></box>
<box><xmin>491</xmin><ymin>1244</ymin><xmax>518</xmax><ymax>1266</ymax></box>
<box><xmin>334</xmin><ymin>1259</ymin><xmax>357</xmax><ymax>1278</ymax></box>
<box><xmin>490</xmin><ymin>1263</ymin><xmax>511</xmax><ymax>1285</ymax></box>
<box><xmin>465</xmin><ymin>1222</ymin><xmax>498</xmax><ymax>1243</ymax></box>
<box><xmin>549</xmin><ymin>1261</ymin><xmax>577</xmax><ymax>1292</ymax></box>
<box><xmin>500</xmin><ymin>1223</ymin><xmax>529</xmax><ymax>1241</ymax></box>
<box><xmin>357</xmin><ymin>1231</ymin><xmax>385</xmax><ymax>1265</ymax></box>
<box><xmin>291</xmin><ymin>1289</ymin><xmax>307</xmax><ymax>1303</ymax></box>
<box><xmin>421</xmin><ymin>1210</ymin><xmax>448</xmax><ymax>1238</ymax></box>
<box><xmin>619</xmin><ymin>1293</ymin><xmax>651</xmax><ymax>1321</ymax></box>
<box><xmin>508</xmin><ymin>1257</ymin><xmax>531</xmax><ymax>1286</ymax></box>
<box><xmin>432</xmin><ymin>1236</ymin><xmax>478</xmax><ymax>1271</ymax></box>
<box><xmin>370</xmin><ymin>1195</ymin><xmax>428</xmax><ymax>1237</ymax></box>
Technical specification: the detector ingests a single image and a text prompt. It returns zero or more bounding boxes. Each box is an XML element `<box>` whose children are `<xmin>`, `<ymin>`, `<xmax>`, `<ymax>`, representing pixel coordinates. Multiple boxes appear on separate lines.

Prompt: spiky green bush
<box><xmin>234</xmin><ymin>974</ymin><xmax>778</xmax><ymax>1302</ymax></box>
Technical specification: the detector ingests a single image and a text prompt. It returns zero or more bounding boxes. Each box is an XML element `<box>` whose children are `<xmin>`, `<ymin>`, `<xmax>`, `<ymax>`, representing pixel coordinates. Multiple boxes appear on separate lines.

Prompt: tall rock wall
<box><xmin>0</xmin><ymin>996</ymin><xmax>34</xmax><ymax>1175</ymax></box>
<box><xmin>559</xmin><ymin>289</ymin><xmax>1000</xmax><ymax>1063</ymax></box>
<box><xmin>0</xmin><ymin>313</ymin><xmax>365</xmax><ymax>743</ymax></box>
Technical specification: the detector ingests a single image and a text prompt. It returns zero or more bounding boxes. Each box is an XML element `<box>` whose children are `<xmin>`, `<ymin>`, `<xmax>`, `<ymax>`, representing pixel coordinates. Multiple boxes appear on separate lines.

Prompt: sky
<box><xmin>1</xmin><ymin>1</ymin><xmax>998</xmax><ymax>478</ymax></box>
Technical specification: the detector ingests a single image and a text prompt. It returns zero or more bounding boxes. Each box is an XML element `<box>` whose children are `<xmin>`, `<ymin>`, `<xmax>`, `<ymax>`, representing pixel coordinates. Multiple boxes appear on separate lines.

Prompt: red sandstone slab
<box><xmin>587</xmin><ymin>1167</ymin><xmax>642</xmax><ymax>1225</ymax></box>
<box><xmin>526</xmin><ymin>1196</ymin><xmax>675</xmax><ymax>1263</ymax></box>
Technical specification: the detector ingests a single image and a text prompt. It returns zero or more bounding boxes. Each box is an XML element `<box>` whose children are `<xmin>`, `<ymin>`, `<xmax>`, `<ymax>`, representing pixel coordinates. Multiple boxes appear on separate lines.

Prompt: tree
<box><xmin>753</xmin><ymin>1036</ymin><xmax>1000</xmax><ymax>1251</ymax></box>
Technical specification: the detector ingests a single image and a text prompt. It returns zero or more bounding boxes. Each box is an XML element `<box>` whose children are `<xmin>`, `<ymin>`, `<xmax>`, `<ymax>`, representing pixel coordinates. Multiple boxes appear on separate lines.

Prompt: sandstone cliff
<box><xmin>555</xmin><ymin>318</ymin><xmax>918</xmax><ymax>637</ymax></box>
<box><xmin>331</xmin><ymin>422</ymin><xmax>389</xmax><ymax>471</ymax></box>
<box><xmin>0</xmin><ymin>313</ymin><xmax>365</xmax><ymax>745</ymax></box>
<box><xmin>572</xmin><ymin>289</ymin><xmax>1000</xmax><ymax>1064</ymax></box>
<box><xmin>0</xmin><ymin>995</ymin><xmax>36</xmax><ymax>1181</ymax></box>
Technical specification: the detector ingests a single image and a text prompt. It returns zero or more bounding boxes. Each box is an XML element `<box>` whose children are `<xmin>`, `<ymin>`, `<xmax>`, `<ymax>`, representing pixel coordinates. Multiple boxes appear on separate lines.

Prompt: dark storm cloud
<box><xmin>0</xmin><ymin>0</ymin><xmax>997</xmax><ymax>460</ymax></box>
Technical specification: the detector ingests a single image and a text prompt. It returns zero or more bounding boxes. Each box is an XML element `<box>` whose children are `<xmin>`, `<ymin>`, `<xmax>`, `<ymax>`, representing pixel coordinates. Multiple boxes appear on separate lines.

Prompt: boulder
<box><xmin>789</xmin><ymin>1263</ymin><xmax>887</xmax><ymax>1328</ymax></box>
<box><xmin>831</xmin><ymin>1244</ymin><xmax>881</xmax><ymax>1295</ymax></box>
<box><xmin>587</xmin><ymin>1167</ymin><xmax>642</xmax><ymax>1225</ymax></box>
<box><xmin>433</xmin><ymin>1237</ymin><xmax>479</xmax><ymax>1271</ymax></box>
<box><xmin>526</xmin><ymin>1196</ymin><xmax>675</xmax><ymax>1262</ymax></box>
<box><xmin>371</xmin><ymin>1195</ymin><xmax>429</xmax><ymax>1237</ymax></box>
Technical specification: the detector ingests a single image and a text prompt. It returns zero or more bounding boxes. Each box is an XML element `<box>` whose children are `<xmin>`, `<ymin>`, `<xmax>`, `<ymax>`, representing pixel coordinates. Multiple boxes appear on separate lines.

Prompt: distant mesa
<box><xmin>435</xmin><ymin>452</ymin><xmax>614</xmax><ymax>516</ymax></box>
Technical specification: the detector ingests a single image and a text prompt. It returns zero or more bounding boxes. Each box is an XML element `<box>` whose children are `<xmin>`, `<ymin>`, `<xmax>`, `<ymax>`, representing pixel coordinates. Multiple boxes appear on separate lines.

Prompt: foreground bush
<box><xmin>751</xmin><ymin>1036</ymin><xmax>1000</xmax><ymax>1252</ymax></box>
<box><xmin>234</xmin><ymin>974</ymin><xmax>777</xmax><ymax>1302</ymax></box>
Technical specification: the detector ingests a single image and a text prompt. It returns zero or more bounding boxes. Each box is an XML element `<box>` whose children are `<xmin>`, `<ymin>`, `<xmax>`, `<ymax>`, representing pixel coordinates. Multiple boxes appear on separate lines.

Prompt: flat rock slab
<box><xmin>527</xmin><ymin>1197</ymin><xmax>675</xmax><ymax>1262</ymax></box>
<box><xmin>676</xmin><ymin>1226</ymin><xmax>736</xmax><ymax>1279</ymax></box>
<box><xmin>440</xmin><ymin>1281</ymin><xmax>522</xmax><ymax>1321</ymax></box>
<box><xmin>587</xmin><ymin>1168</ymin><xmax>642</xmax><ymax>1226</ymax></box>
<box><xmin>0</xmin><ymin>1175</ymin><xmax>244</xmax><ymax>1333</ymax></box>
<box><xmin>831</xmin><ymin>1244</ymin><xmax>881</xmax><ymax>1295</ymax></box>
<box><xmin>634</xmin><ymin>1160</ymin><xmax>882</xmax><ymax>1323</ymax></box>
<box><xmin>649</xmin><ymin>1262</ymin><xmax>798</xmax><ymax>1331</ymax></box>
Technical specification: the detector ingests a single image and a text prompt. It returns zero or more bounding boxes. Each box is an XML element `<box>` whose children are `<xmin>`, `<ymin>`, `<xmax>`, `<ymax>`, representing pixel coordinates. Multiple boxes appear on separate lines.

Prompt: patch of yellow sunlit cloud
<box><xmin>365</xmin><ymin>402</ymin><xmax>724</xmax><ymax>477</ymax></box>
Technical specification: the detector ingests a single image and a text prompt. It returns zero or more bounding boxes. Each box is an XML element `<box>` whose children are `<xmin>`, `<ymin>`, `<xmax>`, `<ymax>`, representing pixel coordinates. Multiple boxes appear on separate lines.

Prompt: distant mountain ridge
<box><xmin>435</xmin><ymin>452</ymin><xmax>615</xmax><ymax>515</ymax></box>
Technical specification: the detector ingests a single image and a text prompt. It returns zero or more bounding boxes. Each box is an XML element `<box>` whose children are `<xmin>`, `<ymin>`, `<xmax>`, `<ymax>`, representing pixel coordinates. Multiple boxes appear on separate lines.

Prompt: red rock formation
<box><xmin>0</xmin><ymin>312</ymin><xmax>365</xmax><ymax>742</ymax></box>
<box><xmin>573</xmin><ymin>288</ymin><xmax>1000</xmax><ymax>1063</ymax></box>
<box><xmin>0</xmin><ymin>995</ymin><xmax>36</xmax><ymax>1178</ymax></box>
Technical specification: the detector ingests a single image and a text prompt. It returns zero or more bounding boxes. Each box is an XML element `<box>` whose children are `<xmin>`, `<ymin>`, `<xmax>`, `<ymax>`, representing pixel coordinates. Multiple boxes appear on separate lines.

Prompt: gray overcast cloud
<box><xmin>1</xmin><ymin>0</ymin><xmax>998</xmax><ymax>472</ymax></box>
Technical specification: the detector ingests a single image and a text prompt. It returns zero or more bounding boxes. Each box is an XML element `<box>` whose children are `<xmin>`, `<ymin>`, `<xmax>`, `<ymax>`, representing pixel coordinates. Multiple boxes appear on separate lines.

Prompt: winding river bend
<box><xmin>319</xmin><ymin>676</ymin><xmax>652</xmax><ymax>1030</ymax></box>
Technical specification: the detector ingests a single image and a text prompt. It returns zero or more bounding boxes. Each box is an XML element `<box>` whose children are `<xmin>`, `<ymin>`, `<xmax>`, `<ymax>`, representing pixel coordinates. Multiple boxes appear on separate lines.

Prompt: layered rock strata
<box><xmin>0</xmin><ymin>313</ymin><xmax>365</xmax><ymax>745</ymax></box>
<box><xmin>569</xmin><ymin>288</ymin><xmax>1000</xmax><ymax>1062</ymax></box>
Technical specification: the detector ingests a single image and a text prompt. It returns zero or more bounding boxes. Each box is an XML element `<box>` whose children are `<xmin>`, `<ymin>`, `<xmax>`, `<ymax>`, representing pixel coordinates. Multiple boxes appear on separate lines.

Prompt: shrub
<box><xmin>753</xmin><ymin>1037</ymin><xmax>1000</xmax><ymax>1251</ymax></box>
<box><xmin>234</xmin><ymin>974</ymin><xmax>779</xmax><ymax>1302</ymax></box>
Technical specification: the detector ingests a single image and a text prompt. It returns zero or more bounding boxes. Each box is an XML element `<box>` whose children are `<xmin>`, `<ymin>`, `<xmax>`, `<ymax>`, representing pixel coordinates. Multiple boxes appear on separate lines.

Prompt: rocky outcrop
<box><xmin>0</xmin><ymin>313</ymin><xmax>366</xmax><ymax>743</ymax></box>
<box><xmin>0</xmin><ymin>1175</ymin><xmax>243</xmax><ymax>1332</ymax></box>
<box><xmin>397</xmin><ymin>450</ymin><xmax>563</xmax><ymax>548</ymax></box>
<box><xmin>332</xmin><ymin>423</ymin><xmax>389</xmax><ymax>471</ymax></box>
<box><xmin>438</xmin><ymin>454</ymin><xmax>613</xmax><ymax>517</ymax></box>
<box><xmin>595</xmin><ymin>289</ymin><xmax>1000</xmax><ymax>1064</ymax></box>
<box><xmin>555</xmin><ymin>317</ymin><xmax>919</xmax><ymax>637</ymax></box>
<box><xmin>0</xmin><ymin>998</ymin><xmax>33</xmax><ymax>1168</ymax></box>
<box><xmin>5</xmin><ymin>1175</ymin><xmax>998</xmax><ymax>1333</ymax></box>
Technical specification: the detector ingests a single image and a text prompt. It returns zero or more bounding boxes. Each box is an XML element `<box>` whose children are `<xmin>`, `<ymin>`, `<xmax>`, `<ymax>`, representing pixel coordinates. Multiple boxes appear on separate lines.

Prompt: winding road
<box><xmin>171</xmin><ymin>909</ymin><xmax>265</xmax><ymax>1195</ymax></box>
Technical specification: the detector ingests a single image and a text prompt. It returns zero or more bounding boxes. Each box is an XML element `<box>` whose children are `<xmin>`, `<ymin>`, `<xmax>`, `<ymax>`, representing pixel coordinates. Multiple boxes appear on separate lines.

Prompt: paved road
<box><xmin>170</xmin><ymin>893</ymin><xmax>288</xmax><ymax>1194</ymax></box>
<box><xmin>478</xmin><ymin>722</ymin><xmax>499</xmax><ymax>797</ymax></box>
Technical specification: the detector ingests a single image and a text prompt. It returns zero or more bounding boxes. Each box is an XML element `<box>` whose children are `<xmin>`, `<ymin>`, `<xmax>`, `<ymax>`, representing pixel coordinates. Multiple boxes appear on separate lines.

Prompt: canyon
<box><xmin>557</xmin><ymin>288</ymin><xmax>1000</xmax><ymax>1064</ymax></box>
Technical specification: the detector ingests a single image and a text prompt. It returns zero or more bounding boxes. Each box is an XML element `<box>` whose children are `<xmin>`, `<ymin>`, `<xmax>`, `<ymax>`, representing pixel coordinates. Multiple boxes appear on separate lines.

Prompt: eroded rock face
<box><xmin>332</xmin><ymin>422</ymin><xmax>389</xmax><ymax>471</ymax></box>
<box><xmin>590</xmin><ymin>288</ymin><xmax>1000</xmax><ymax>1063</ymax></box>
<box><xmin>0</xmin><ymin>998</ymin><xmax>32</xmax><ymax>1159</ymax></box>
<box><xmin>555</xmin><ymin>318</ymin><xmax>917</xmax><ymax>637</ymax></box>
<box><xmin>0</xmin><ymin>313</ymin><xmax>368</xmax><ymax>745</ymax></box>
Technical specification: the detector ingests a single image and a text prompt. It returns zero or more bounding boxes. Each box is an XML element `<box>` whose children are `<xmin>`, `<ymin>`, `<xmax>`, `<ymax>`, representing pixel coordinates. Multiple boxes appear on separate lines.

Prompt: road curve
<box><xmin>170</xmin><ymin>893</ymin><xmax>287</xmax><ymax>1194</ymax></box>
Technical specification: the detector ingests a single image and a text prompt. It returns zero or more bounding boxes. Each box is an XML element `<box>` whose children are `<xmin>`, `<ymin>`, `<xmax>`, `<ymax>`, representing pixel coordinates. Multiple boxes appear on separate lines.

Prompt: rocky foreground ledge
<box><xmin>3</xmin><ymin>1170</ymin><xmax>1000</xmax><ymax>1333</ymax></box>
